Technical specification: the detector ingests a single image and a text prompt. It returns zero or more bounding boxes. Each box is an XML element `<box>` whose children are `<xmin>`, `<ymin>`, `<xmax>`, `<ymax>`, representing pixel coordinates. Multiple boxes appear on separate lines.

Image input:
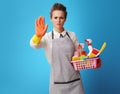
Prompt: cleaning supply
<box><xmin>72</xmin><ymin>51</ymin><xmax>80</xmax><ymax>61</ymax></box>
<box><xmin>96</xmin><ymin>42</ymin><xmax>106</xmax><ymax>56</ymax></box>
<box><xmin>72</xmin><ymin>43</ymin><xmax>83</xmax><ymax>61</ymax></box>
<box><xmin>85</xmin><ymin>39</ymin><xmax>106</xmax><ymax>58</ymax></box>
<box><xmin>71</xmin><ymin>39</ymin><xmax>106</xmax><ymax>70</ymax></box>
<box><xmin>71</xmin><ymin>57</ymin><xmax>101</xmax><ymax>70</ymax></box>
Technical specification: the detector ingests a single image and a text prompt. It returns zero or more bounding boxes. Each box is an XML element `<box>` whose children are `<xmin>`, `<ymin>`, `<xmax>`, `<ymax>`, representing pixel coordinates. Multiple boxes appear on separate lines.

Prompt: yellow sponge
<box><xmin>72</xmin><ymin>56</ymin><xmax>80</xmax><ymax>61</ymax></box>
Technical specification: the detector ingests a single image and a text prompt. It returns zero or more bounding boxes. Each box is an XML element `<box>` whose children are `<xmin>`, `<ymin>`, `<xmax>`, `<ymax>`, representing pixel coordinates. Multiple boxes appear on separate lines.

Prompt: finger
<box><xmin>35</xmin><ymin>25</ymin><xmax>40</xmax><ymax>34</ymax></box>
<box><xmin>35</xmin><ymin>19</ymin><xmax>39</xmax><ymax>33</ymax></box>
<box><xmin>36</xmin><ymin>16</ymin><xmax>43</xmax><ymax>30</ymax></box>
<box><xmin>36</xmin><ymin>18</ymin><xmax>42</xmax><ymax>32</ymax></box>
<box><xmin>42</xmin><ymin>24</ymin><xmax>48</xmax><ymax>36</ymax></box>
<box><xmin>39</xmin><ymin>16</ymin><xmax>44</xmax><ymax>29</ymax></box>
<box><xmin>36</xmin><ymin>18</ymin><xmax>39</xmax><ymax>27</ymax></box>
<box><xmin>37</xmin><ymin>16</ymin><xmax>41</xmax><ymax>28</ymax></box>
<box><xmin>36</xmin><ymin>18</ymin><xmax>41</xmax><ymax>31</ymax></box>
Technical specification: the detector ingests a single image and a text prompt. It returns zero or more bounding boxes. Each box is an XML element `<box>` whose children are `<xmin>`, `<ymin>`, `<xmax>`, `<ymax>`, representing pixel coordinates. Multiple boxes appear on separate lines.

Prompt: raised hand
<box><xmin>35</xmin><ymin>16</ymin><xmax>48</xmax><ymax>37</ymax></box>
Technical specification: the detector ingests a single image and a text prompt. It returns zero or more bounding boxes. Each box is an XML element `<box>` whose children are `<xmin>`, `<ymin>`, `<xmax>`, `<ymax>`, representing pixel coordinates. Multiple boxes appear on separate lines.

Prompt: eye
<box><xmin>54</xmin><ymin>17</ymin><xmax>57</xmax><ymax>19</ymax></box>
<box><xmin>60</xmin><ymin>17</ymin><xmax>64</xmax><ymax>19</ymax></box>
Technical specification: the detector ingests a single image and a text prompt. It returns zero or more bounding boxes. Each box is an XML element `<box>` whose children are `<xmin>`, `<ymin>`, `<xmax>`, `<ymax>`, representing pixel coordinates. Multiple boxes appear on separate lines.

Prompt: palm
<box><xmin>35</xmin><ymin>16</ymin><xmax>48</xmax><ymax>37</ymax></box>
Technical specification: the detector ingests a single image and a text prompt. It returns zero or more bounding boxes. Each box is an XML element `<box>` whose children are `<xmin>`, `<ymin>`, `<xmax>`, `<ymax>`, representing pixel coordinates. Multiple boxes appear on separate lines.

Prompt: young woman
<box><xmin>30</xmin><ymin>3</ymin><xmax>84</xmax><ymax>94</ymax></box>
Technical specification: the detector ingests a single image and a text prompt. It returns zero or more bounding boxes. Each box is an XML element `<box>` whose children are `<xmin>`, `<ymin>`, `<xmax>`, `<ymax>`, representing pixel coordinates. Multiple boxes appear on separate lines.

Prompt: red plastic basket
<box><xmin>71</xmin><ymin>57</ymin><xmax>101</xmax><ymax>71</ymax></box>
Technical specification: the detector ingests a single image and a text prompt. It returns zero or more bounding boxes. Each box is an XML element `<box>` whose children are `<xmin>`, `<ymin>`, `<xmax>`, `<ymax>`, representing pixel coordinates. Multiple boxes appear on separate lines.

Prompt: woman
<box><xmin>30</xmin><ymin>3</ymin><xmax>84</xmax><ymax>94</ymax></box>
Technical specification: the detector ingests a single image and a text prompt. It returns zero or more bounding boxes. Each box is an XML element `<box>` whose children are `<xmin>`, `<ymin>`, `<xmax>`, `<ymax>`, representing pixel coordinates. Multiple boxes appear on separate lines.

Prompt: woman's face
<box><xmin>51</xmin><ymin>10</ymin><xmax>66</xmax><ymax>32</ymax></box>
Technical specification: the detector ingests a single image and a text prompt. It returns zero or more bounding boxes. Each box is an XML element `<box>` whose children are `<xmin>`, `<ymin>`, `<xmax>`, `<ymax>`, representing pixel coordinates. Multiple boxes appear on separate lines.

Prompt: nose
<box><xmin>57</xmin><ymin>18</ymin><xmax>60</xmax><ymax>22</ymax></box>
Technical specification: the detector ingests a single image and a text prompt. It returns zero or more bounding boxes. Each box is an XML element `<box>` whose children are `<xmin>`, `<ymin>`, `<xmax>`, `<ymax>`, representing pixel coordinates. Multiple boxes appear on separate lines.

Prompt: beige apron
<box><xmin>50</xmin><ymin>31</ymin><xmax>84</xmax><ymax>94</ymax></box>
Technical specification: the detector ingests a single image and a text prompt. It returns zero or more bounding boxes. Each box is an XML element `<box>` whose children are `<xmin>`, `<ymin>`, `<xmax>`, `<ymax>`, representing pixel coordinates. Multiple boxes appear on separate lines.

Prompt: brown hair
<box><xmin>50</xmin><ymin>3</ymin><xmax>67</xmax><ymax>19</ymax></box>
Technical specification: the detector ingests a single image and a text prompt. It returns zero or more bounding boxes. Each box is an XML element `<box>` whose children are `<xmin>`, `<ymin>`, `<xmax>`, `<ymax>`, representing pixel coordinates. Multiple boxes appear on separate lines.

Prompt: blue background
<box><xmin>0</xmin><ymin>0</ymin><xmax>120</xmax><ymax>94</ymax></box>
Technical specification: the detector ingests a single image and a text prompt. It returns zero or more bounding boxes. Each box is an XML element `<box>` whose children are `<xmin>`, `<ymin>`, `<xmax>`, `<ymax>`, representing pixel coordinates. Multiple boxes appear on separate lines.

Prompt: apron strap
<box><xmin>66</xmin><ymin>32</ymin><xmax>71</xmax><ymax>39</ymax></box>
<box><xmin>52</xmin><ymin>31</ymin><xmax>54</xmax><ymax>39</ymax></box>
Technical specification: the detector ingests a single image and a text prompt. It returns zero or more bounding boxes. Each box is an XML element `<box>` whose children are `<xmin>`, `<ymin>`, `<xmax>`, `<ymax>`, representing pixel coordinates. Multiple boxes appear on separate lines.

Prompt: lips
<box><xmin>56</xmin><ymin>23</ymin><xmax>61</xmax><ymax>25</ymax></box>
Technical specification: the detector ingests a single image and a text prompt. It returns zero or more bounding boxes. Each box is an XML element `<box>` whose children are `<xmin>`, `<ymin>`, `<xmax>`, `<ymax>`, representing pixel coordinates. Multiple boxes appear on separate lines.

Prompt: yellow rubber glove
<box><xmin>32</xmin><ymin>34</ymin><xmax>42</xmax><ymax>44</ymax></box>
<box><xmin>32</xmin><ymin>16</ymin><xmax>48</xmax><ymax>44</ymax></box>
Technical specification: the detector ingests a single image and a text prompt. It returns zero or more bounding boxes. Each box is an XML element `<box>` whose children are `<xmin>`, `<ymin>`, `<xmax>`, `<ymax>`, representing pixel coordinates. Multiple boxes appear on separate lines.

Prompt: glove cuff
<box><xmin>32</xmin><ymin>34</ymin><xmax>42</xmax><ymax>44</ymax></box>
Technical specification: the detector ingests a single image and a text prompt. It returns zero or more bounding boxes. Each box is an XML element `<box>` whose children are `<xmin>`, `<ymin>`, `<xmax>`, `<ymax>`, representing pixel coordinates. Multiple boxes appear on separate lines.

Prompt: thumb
<box><xmin>42</xmin><ymin>24</ymin><xmax>48</xmax><ymax>36</ymax></box>
<box><xmin>44</xmin><ymin>24</ymin><xmax>48</xmax><ymax>31</ymax></box>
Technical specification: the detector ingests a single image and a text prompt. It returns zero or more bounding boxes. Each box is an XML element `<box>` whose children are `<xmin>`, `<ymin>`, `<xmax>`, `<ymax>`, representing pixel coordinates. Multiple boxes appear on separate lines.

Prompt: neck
<box><xmin>54</xmin><ymin>27</ymin><xmax>64</xmax><ymax>33</ymax></box>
